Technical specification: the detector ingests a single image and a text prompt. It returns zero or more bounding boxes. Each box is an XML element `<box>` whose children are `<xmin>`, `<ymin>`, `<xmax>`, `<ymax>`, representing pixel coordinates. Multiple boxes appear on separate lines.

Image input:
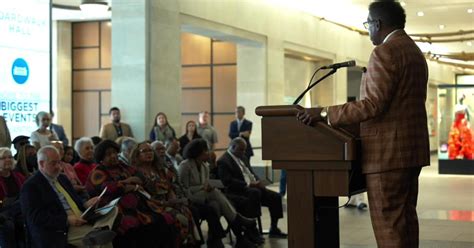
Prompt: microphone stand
<box><xmin>293</xmin><ymin>68</ymin><xmax>337</xmax><ymax>105</ymax></box>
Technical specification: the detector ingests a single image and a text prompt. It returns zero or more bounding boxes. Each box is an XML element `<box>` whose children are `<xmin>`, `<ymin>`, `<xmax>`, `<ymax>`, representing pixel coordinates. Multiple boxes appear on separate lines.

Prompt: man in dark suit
<box><xmin>228</xmin><ymin>106</ymin><xmax>254</xmax><ymax>160</ymax></box>
<box><xmin>297</xmin><ymin>2</ymin><xmax>429</xmax><ymax>247</ymax></box>
<box><xmin>217</xmin><ymin>137</ymin><xmax>286</xmax><ymax>239</ymax></box>
<box><xmin>50</xmin><ymin>111</ymin><xmax>69</xmax><ymax>146</ymax></box>
<box><xmin>20</xmin><ymin>146</ymin><xmax>114</xmax><ymax>247</ymax></box>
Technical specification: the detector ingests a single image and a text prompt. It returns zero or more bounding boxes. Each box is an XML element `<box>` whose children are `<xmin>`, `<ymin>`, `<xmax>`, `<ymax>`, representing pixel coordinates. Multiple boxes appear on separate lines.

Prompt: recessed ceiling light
<box><xmin>467</xmin><ymin>41</ymin><xmax>473</xmax><ymax>46</ymax></box>
<box><xmin>439</xmin><ymin>25</ymin><xmax>445</xmax><ymax>30</ymax></box>
<box><xmin>468</xmin><ymin>9</ymin><xmax>473</xmax><ymax>13</ymax></box>
<box><xmin>400</xmin><ymin>1</ymin><xmax>406</xmax><ymax>6</ymax></box>
<box><xmin>417</xmin><ymin>11</ymin><xmax>424</xmax><ymax>17</ymax></box>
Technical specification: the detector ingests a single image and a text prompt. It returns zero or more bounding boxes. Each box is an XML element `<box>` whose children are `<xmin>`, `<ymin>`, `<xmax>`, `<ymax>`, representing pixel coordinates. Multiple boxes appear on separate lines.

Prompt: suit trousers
<box><xmin>366</xmin><ymin>167</ymin><xmax>422</xmax><ymax>248</ymax></box>
<box><xmin>235</xmin><ymin>187</ymin><xmax>283</xmax><ymax>220</ymax></box>
<box><xmin>191</xmin><ymin>189</ymin><xmax>237</xmax><ymax>223</ymax></box>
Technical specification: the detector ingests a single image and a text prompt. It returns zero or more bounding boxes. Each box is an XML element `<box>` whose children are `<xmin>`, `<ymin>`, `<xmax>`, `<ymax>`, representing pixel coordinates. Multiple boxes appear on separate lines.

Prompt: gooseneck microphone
<box><xmin>321</xmin><ymin>60</ymin><xmax>356</xmax><ymax>70</ymax></box>
<box><xmin>293</xmin><ymin>60</ymin><xmax>356</xmax><ymax>105</ymax></box>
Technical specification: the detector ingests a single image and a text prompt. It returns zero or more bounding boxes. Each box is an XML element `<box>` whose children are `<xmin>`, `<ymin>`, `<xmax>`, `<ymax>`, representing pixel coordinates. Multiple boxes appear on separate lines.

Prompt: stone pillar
<box><xmin>112</xmin><ymin>0</ymin><xmax>181</xmax><ymax>141</ymax></box>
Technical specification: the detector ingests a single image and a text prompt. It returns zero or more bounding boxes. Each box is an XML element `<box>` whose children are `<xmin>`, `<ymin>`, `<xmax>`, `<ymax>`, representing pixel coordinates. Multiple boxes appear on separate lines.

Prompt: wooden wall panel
<box><xmin>182</xmin><ymin>67</ymin><xmax>211</xmax><ymax>88</ymax></box>
<box><xmin>181</xmin><ymin>33</ymin><xmax>211</xmax><ymax>65</ymax></box>
<box><xmin>73</xmin><ymin>48</ymin><xmax>100</xmax><ymax>69</ymax></box>
<box><xmin>213</xmin><ymin>114</ymin><xmax>234</xmax><ymax>150</ymax></box>
<box><xmin>182</xmin><ymin>90</ymin><xmax>211</xmax><ymax>113</ymax></box>
<box><xmin>213</xmin><ymin>42</ymin><xmax>237</xmax><ymax>64</ymax></box>
<box><xmin>73</xmin><ymin>92</ymin><xmax>100</xmax><ymax>139</ymax></box>
<box><xmin>101</xmin><ymin>91</ymin><xmax>111</xmax><ymax>114</ymax></box>
<box><xmin>73</xmin><ymin>70</ymin><xmax>111</xmax><ymax>90</ymax></box>
<box><xmin>213</xmin><ymin>66</ymin><xmax>237</xmax><ymax>112</ymax></box>
<box><xmin>100</xmin><ymin>22</ymin><xmax>111</xmax><ymax>68</ymax></box>
<box><xmin>73</xmin><ymin>22</ymin><xmax>99</xmax><ymax>47</ymax></box>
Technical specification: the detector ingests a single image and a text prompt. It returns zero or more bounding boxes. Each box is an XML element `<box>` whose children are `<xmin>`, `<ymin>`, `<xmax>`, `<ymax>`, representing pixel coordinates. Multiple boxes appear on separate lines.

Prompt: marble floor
<box><xmin>200</xmin><ymin>155</ymin><xmax>474</xmax><ymax>248</ymax></box>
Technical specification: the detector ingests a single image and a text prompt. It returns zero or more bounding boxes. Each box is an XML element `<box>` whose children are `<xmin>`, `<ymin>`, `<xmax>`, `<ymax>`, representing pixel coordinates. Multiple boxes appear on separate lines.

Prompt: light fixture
<box><xmin>417</xmin><ymin>11</ymin><xmax>424</xmax><ymax>17</ymax></box>
<box><xmin>467</xmin><ymin>41</ymin><xmax>473</xmax><ymax>46</ymax></box>
<box><xmin>80</xmin><ymin>0</ymin><xmax>109</xmax><ymax>14</ymax></box>
<box><xmin>400</xmin><ymin>1</ymin><xmax>406</xmax><ymax>6</ymax></box>
<box><xmin>439</xmin><ymin>24</ymin><xmax>445</xmax><ymax>30</ymax></box>
<box><xmin>468</xmin><ymin>9</ymin><xmax>473</xmax><ymax>14</ymax></box>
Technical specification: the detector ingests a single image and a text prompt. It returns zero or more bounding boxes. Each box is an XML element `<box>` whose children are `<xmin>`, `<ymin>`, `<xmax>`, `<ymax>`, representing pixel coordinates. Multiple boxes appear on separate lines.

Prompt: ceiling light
<box><xmin>467</xmin><ymin>41</ymin><xmax>473</xmax><ymax>46</ymax></box>
<box><xmin>439</xmin><ymin>24</ymin><xmax>445</xmax><ymax>30</ymax></box>
<box><xmin>400</xmin><ymin>2</ymin><xmax>406</xmax><ymax>6</ymax></box>
<box><xmin>417</xmin><ymin>11</ymin><xmax>424</xmax><ymax>17</ymax></box>
<box><xmin>468</xmin><ymin>9</ymin><xmax>473</xmax><ymax>14</ymax></box>
<box><xmin>80</xmin><ymin>0</ymin><xmax>109</xmax><ymax>15</ymax></box>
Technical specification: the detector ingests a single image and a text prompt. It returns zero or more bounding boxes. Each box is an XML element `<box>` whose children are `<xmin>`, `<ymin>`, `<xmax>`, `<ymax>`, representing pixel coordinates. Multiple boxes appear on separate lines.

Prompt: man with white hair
<box><xmin>20</xmin><ymin>146</ymin><xmax>115</xmax><ymax>247</ymax></box>
<box><xmin>118</xmin><ymin>137</ymin><xmax>136</xmax><ymax>166</ymax></box>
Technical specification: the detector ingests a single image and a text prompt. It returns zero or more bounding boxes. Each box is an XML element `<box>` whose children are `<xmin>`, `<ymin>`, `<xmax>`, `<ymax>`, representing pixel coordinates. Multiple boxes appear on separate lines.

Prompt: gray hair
<box><xmin>37</xmin><ymin>145</ymin><xmax>59</xmax><ymax>164</ymax></box>
<box><xmin>121</xmin><ymin>137</ymin><xmax>137</xmax><ymax>153</ymax></box>
<box><xmin>229</xmin><ymin>137</ymin><xmax>247</xmax><ymax>151</ymax></box>
<box><xmin>35</xmin><ymin>111</ymin><xmax>50</xmax><ymax>127</ymax></box>
<box><xmin>151</xmin><ymin>141</ymin><xmax>164</xmax><ymax>150</ymax></box>
<box><xmin>74</xmin><ymin>137</ymin><xmax>93</xmax><ymax>158</ymax></box>
<box><xmin>0</xmin><ymin>147</ymin><xmax>12</xmax><ymax>158</ymax></box>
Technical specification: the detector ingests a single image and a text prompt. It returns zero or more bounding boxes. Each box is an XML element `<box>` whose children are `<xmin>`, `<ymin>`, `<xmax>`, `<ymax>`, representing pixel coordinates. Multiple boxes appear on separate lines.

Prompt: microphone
<box><xmin>321</xmin><ymin>60</ymin><xmax>356</xmax><ymax>70</ymax></box>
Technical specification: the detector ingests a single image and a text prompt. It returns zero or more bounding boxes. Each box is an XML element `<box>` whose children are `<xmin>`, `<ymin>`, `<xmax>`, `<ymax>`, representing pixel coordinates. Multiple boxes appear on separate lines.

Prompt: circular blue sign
<box><xmin>11</xmin><ymin>58</ymin><xmax>29</xmax><ymax>84</ymax></box>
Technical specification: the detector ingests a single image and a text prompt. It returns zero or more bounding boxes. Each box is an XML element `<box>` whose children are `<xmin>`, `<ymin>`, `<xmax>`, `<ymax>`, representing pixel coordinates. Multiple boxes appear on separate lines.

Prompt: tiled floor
<box><xmin>200</xmin><ymin>155</ymin><xmax>474</xmax><ymax>247</ymax></box>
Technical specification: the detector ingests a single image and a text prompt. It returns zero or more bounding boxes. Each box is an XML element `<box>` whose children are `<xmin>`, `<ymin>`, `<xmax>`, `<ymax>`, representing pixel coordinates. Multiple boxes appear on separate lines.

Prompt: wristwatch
<box><xmin>320</xmin><ymin>107</ymin><xmax>328</xmax><ymax>121</ymax></box>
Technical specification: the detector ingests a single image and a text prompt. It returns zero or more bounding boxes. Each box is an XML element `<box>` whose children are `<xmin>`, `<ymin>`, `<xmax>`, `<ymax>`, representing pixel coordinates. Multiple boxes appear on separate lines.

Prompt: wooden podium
<box><xmin>256</xmin><ymin>105</ymin><xmax>366</xmax><ymax>248</ymax></box>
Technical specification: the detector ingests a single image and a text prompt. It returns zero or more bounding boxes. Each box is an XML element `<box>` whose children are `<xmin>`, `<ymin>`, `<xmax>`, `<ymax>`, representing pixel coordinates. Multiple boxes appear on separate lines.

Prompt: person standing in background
<box><xmin>228</xmin><ymin>106</ymin><xmax>254</xmax><ymax>161</ymax></box>
<box><xmin>30</xmin><ymin>111</ymin><xmax>58</xmax><ymax>150</ymax></box>
<box><xmin>0</xmin><ymin>116</ymin><xmax>11</xmax><ymax>148</ymax></box>
<box><xmin>99</xmin><ymin>107</ymin><xmax>134</xmax><ymax>141</ymax></box>
<box><xmin>197</xmin><ymin>111</ymin><xmax>218</xmax><ymax>151</ymax></box>
<box><xmin>49</xmin><ymin>111</ymin><xmax>69</xmax><ymax>146</ymax></box>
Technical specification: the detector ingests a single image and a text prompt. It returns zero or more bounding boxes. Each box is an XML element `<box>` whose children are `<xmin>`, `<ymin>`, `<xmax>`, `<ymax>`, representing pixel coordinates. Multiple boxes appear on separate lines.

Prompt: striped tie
<box><xmin>53</xmin><ymin>180</ymin><xmax>82</xmax><ymax>217</ymax></box>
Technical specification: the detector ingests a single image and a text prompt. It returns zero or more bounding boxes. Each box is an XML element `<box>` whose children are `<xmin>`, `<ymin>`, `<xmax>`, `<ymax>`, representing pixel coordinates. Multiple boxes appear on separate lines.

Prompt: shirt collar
<box><xmin>383</xmin><ymin>29</ymin><xmax>402</xmax><ymax>44</ymax></box>
<box><xmin>40</xmin><ymin>170</ymin><xmax>57</xmax><ymax>184</ymax></box>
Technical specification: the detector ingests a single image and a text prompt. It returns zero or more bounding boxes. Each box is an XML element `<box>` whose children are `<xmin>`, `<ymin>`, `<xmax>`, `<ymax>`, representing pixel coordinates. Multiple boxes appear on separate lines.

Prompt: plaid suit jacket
<box><xmin>328</xmin><ymin>30</ymin><xmax>430</xmax><ymax>174</ymax></box>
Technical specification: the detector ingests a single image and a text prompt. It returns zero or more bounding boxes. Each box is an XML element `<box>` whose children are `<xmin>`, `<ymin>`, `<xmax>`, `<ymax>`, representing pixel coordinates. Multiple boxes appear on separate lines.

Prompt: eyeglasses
<box><xmin>0</xmin><ymin>156</ymin><xmax>13</xmax><ymax>160</ymax></box>
<box><xmin>363</xmin><ymin>20</ymin><xmax>377</xmax><ymax>29</ymax></box>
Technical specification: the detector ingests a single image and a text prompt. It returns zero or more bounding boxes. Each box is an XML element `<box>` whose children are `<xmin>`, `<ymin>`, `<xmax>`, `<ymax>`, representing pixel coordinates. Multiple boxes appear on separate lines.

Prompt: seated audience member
<box><xmin>15</xmin><ymin>143</ymin><xmax>38</xmax><ymax>178</ymax></box>
<box><xmin>20</xmin><ymin>146</ymin><xmax>115</xmax><ymax>248</ymax></box>
<box><xmin>52</xmin><ymin>141</ymin><xmax>88</xmax><ymax>199</ymax></box>
<box><xmin>49</xmin><ymin>111</ymin><xmax>69</xmax><ymax>146</ymax></box>
<box><xmin>149</xmin><ymin>112</ymin><xmax>177</xmax><ymax>142</ymax></box>
<box><xmin>118</xmin><ymin>137</ymin><xmax>136</xmax><ymax>166</ymax></box>
<box><xmin>218</xmin><ymin>137</ymin><xmax>287</xmax><ymax>238</ymax></box>
<box><xmin>12</xmin><ymin>136</ymin><xmax>30</xmax><ymax>160</ymax></box>
<box><xmin>74</xmin><ymin>137</ymin><xmax>97</xmax><ymax>185</ymax></box>
<box><xmin>86</xmin><ymin>140</ymin><xmax>175</xmax><ymax>248</ymax></box>
<box><xmin>165</xmin><ymin>138</ymin><xmax>183</xmax><ymax>171</ymax></box>
<box><xmin>91</xmin><ymin>136</ymin><xmax>102</xmax><ymax>148</ymax></box>
<box><xmin>0</xmin><ymin>147</ymin><xmax>26</xmax><ymax>248</ymax></box>
<box><xmin>151</xmin><ymin>140</ymin><xmax>166</xmax><ymax>159</ymax></box>
<box><xmin>30</xmin><ymin>111</ymin><xmax>59</xmax><ymax>150</ymax></box>
<box><xmin>155</xmin><ymin>140</ymin><xmax>226</xmax><ymax>248</ymax></box>
<box><xmin>62</xmin><ymin>145</ymin><xmax>75</xmax><ymax>164</ymax></box>
<box><xmin>0</xmin><ymin>116</ymin><xmax>11</xmax><ymax>148</ymax></box>
<box><xmin>99</xmin><ymin>107</ymin><xmax>134</xmax><ymax>141</ymax></box>
<box><xmin>130</xmin><ymin>142</ymin><xmax>198</xmax><ymax>246</ymax></box>
<box><xmin>179</xmin><ymin>139</ymin><xmax>257</xmax><ymax>248</ymax></box>
<box><xmin>178</xmin><ymin>121</ymin><xmax>201</xmax><ymax>156</ymax></box>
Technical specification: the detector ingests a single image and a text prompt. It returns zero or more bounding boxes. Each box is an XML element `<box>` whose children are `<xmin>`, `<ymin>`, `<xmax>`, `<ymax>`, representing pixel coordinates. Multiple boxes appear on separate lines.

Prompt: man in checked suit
<box><xmin>297</xmin><ymin>2</ymin><xmax>429</xmax><ymax>247</ymax></box>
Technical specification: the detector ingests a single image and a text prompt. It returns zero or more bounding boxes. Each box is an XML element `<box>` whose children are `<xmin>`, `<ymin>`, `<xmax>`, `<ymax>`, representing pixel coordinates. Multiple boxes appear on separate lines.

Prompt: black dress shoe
<box><xmin>245</xmin><ymin>225</ymin><xmax>265</xmax><ymax>245</ymax></box>
<box><xmin>82</xmin><ymin>229</ymin><xmax>116</xmax><ymax>246</ymax></box>
<box><xmin>235</xmin><ymin>236</ymin><xmax>257</xmax><ymax>248</ymax></box>
<box><xmin>357</xmin><ymin>203</ymin><xmax>368</xmax><ymax>210</ymax></box>
<box><xmin>269</xmin><ymin>227</ymin><xmax>287</xmax><ymax>239</ymax></box>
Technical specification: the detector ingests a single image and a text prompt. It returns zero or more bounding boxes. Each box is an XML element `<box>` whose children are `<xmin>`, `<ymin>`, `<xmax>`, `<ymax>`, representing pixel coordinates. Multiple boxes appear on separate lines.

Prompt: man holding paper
<box><xmin>217</xmin><ymin>137</ymin><xmax>287</xmax><ymax>238</ymax></box>
<box><xmin>20</xmin><ymin>146</ymin><xmax>116</xmax><ymax>247</ymax></box>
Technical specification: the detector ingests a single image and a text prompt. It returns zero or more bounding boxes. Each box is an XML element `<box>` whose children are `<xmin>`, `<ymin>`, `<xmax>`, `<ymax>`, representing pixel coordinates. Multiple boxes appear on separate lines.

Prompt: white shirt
<box><xmin>227</xmin><ymin>150</ymin><xmax>256</xmax><ymax>185</ymax></box>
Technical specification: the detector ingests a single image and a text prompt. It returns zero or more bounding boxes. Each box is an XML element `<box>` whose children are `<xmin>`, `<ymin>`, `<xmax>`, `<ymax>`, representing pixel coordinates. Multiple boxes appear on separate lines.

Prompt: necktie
<box><xmin>53</xmin><ymin>180</ymin><xmax>82</xmax><ymax>217</ymax></box>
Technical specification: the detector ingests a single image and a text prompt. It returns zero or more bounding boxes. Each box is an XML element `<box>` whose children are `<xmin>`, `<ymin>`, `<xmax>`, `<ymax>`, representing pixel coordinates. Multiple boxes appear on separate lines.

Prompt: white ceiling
<box><xmin>52</xmin><ymin>0</ymin><xmax>473</xmax><ymax>65</ymax></box>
